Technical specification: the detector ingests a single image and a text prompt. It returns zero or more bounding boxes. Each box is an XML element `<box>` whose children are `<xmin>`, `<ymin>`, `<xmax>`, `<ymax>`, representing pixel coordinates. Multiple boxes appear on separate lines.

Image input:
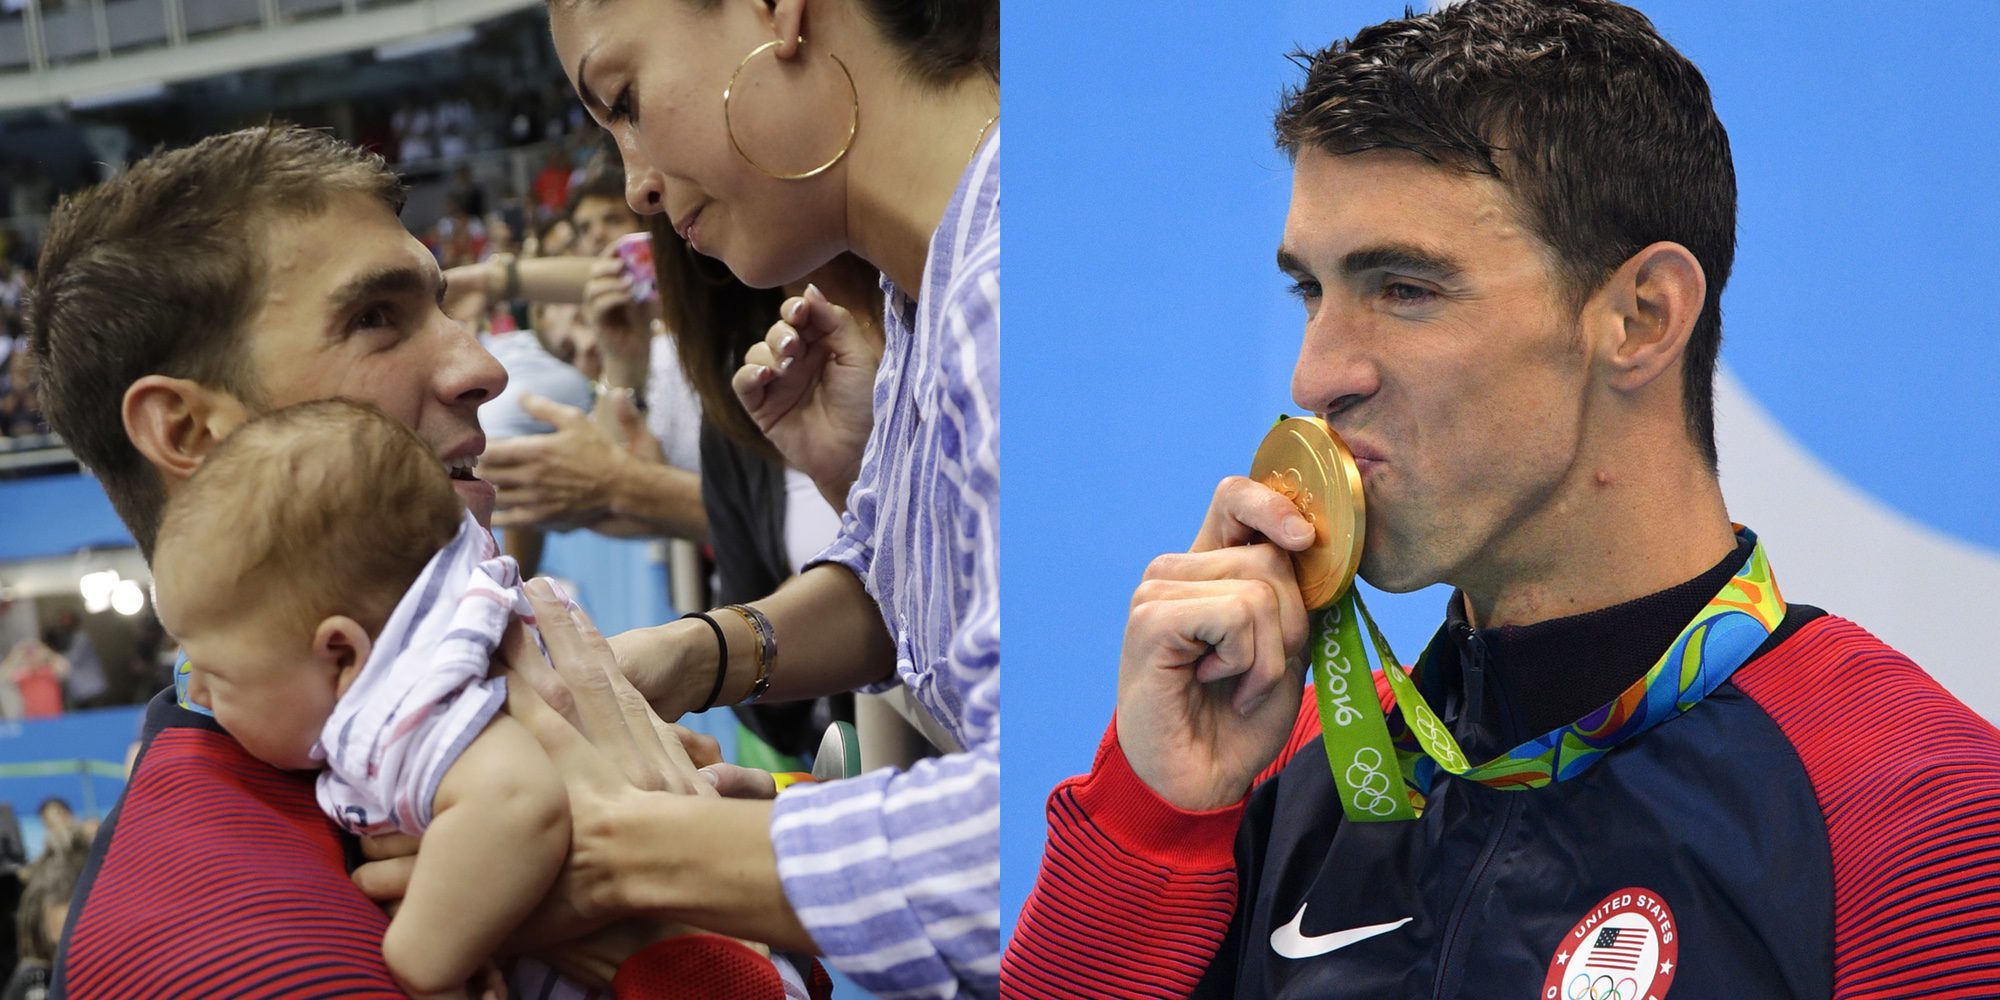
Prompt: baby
<box><xmin>150</xmin><ymin>399</ymin><xmax>567</xmax><ymax>999</ymax></box>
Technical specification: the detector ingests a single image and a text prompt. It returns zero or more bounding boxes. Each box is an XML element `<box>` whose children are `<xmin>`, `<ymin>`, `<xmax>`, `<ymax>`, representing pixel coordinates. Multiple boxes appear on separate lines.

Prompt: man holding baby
<box><xmin>26</xmin><ymin>127</ymin><xmax>814</xmax><ymax>998</ymax></box>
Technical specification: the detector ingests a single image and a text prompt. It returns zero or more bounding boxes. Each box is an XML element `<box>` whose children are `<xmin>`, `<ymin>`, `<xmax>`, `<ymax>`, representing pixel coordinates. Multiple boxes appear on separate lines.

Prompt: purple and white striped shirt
<box><xmin>770</xmin><ymin>127</ymin><xmax>1000</xmax><ymax>998</ymax></box>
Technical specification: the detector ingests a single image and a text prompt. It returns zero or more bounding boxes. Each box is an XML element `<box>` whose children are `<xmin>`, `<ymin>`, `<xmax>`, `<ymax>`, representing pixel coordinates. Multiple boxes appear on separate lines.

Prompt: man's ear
<box><xmin>122</xmin><ymin>376</ymin><xmax>252</xmax><ymax>487</ymax></box>
<box><xmin>1593</xmin><ymin>241</ymin><xmax>1707</xmax><ymax>393</ymax></box>
<box><xmin>313</xmin><ymin>616</ymin><xmax>373</xmax><ymax>699</ymax></box>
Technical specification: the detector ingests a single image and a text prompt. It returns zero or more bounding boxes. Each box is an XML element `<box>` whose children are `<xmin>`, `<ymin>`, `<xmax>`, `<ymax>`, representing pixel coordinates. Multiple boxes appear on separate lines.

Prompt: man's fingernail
<box><xmin>1291</xmin><ymin>519</ymin><xmax>1315</xmax><ymax>544</ymax></box>
<box><xmin>1240</xmin><ymin>692</ymin><xmax>1270</xmax><ymax>717</ymax></box>
<box><xmin>698</xmin><ymin>767</ymin><xmax>720</xmax><ymax>787</ymax></box>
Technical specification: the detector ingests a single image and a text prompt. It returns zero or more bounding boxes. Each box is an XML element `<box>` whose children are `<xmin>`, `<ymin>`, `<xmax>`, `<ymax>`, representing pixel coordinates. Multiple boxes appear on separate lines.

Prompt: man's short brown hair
<box><xmin>1275</xmin><ymin>0</ymin><xmax>1735</xmax><ymax>468</ymax></box>
<box><xmin>155</xmin><ymin>399</ymin><xmax>463</xmax><ymax>639</ymax></box>
<box><xmin>25</xmin><ymin>125</ymin><xmax>405</xmax><ymax>559</ymax></box>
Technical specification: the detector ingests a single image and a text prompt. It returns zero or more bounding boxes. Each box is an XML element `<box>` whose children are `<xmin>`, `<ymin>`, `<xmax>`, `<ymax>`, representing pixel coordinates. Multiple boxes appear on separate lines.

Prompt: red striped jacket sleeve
<box><xmin>1003</xmin><ymin>689</ymin><xmax>1324</xmax><ymax>999</ymax></box>
<box><xmin>1733</xmin><ymin>616</ymin><xmax>2000</xmax><ymax>999</ymax></box>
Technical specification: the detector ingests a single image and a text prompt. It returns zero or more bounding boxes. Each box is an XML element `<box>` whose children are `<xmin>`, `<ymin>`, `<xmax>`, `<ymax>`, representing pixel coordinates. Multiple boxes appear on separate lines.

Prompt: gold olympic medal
<box><xmin>1249</xmin><ymin>415</ymin><xmax>1365</xmax><ymax>610</ymax></box>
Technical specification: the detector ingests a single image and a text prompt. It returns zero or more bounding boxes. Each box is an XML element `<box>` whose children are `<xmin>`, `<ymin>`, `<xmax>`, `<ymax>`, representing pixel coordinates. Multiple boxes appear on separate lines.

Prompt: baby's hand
<box><xmin>401</xmin><ymin>962</ymin><xmax>504</xmax><ymax>1000</ymax></box>
<box><xmin>351</xmin><ymin>832</ymin><xmax>418</xmax><ymax>914</ymax></box>
<box><xmin>469</xmin><ymin>961</ymin><xmax>507</xmax><ymax>1000</ymax></box>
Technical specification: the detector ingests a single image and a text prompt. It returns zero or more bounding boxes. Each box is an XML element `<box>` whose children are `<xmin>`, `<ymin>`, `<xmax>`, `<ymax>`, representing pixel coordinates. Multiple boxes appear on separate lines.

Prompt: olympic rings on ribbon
<box><xmin>1344</xmin><ymin>746</ymin><xmax>1398</xmax><ymax>816</ymax></box>
<box><xmin>1406</xmin><ymin>705</ymin><xmax>1469</xmax><ymax>769</ymax></box>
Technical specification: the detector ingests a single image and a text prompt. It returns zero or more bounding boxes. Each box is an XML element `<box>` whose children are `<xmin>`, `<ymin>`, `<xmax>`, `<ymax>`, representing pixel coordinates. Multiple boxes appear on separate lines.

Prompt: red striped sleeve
<box><xmin>1733</xmin><ymin>616</ymin><xmax>2000</xmax><ymax>1000</ymax></box>
<box><xmin>1003</xmin><ymin>688</ymin><xmax>1323</xmax><ymax>999</ymax></box>
<box><xmin>62</xmin><ymin>728</ymin><xmax>403</xmax><ymax>998</ymax></box>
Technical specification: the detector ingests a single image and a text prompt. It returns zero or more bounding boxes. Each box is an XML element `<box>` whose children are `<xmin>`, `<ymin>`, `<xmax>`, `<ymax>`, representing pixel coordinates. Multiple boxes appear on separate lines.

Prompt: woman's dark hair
<box><xmin>649</xmin><ymin>214</ymin><xmax>783</xmax><ymax>460</ymax></box>
<box><xmin>648</xmin><ymin>216</ymin><xmax>882</xmax><ymax>460</ymax></box>
<box><xmin>633</xmin><ymin>0</ymin><xmax>997</xmax><ymax>84</ymax></box>
<box><xmin>857</xmin><ymin>0</ymin><xmax>998</xmax><ymax>84</ymax></box>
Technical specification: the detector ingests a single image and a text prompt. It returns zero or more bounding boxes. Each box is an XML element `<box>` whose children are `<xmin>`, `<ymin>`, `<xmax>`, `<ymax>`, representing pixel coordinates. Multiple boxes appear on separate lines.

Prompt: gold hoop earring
<box><xmin>723</xmin><ymin>37</ymin><xmax>859</xmax><ymax>181</ymax></box>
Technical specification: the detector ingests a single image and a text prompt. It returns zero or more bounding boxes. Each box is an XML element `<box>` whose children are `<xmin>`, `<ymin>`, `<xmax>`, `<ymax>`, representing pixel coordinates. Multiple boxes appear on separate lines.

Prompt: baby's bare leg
<box><xmin>382</xmin><ymin>711</ymin><xmax>569</xmax><ymax>998</ymax></box>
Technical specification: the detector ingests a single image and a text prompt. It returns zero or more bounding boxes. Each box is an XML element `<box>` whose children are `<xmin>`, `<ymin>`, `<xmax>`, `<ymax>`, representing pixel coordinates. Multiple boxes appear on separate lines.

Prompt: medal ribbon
<box><xmin>1313</xmin><ymin>527</ymin><xmax>1784</xmax><ymax>822</ymax></box>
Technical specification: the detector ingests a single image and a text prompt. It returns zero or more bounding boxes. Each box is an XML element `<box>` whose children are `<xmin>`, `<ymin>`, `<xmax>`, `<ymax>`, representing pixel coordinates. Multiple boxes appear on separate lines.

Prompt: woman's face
<box><xmin>550</xmin><ymin>0</ymin><xmax>853</xmax><ymax>288</ymax></box>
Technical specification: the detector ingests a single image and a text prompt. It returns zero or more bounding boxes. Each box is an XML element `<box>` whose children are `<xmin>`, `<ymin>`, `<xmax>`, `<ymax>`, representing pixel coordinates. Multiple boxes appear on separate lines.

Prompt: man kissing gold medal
<box><xmin>1007</xmin><ymin>2</ymin><xmax>2000</xmax><ymax>998</ymax></box>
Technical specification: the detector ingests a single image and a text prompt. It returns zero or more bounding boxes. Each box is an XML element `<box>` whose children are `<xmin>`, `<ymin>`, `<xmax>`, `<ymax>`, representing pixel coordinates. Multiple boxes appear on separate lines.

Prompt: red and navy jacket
<box><xmin>53</xmin><ymin>689</ymin><xmax>407</xmax><ymax>997</ymax></box>
<box><xmin>53</xmin><ymin>688</ymin><xmax>826</xmax><ymax>999</ymax></box>
<box><xmin>1006</xmin><ymin>541</ymin><xmax>2000</xmax><ymax>998</ymax></box>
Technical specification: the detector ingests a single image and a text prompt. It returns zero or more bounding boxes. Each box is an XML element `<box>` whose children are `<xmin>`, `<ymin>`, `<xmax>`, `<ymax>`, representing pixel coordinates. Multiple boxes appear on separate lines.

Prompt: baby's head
<box><xmin>152</xmin><ymin>399</ymin><xmax>463</xmax><ymax>769</ymax></box>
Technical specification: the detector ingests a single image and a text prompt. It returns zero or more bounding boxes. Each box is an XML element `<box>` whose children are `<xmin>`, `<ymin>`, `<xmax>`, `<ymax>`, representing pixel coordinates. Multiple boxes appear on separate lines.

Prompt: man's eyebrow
<box><xmin>1339</xmin><ymin>244</ymin><xmax>1465</xmax><ymax>282</ymax></box>
<box><xmin>325</xmin><ymin>264</ymin><xmax>438</xmax><ymax>325</ymax></box>
<box><xmin>1276</xmin><ymin>247</ymin><xmax>1311</xmax><ymax>279</ymax></box>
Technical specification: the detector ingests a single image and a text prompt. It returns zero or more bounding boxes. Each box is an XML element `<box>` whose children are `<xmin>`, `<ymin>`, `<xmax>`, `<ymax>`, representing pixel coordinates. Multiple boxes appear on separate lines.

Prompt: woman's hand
<box><xmin>732</xmin><ymin>284</ymin><xmax>881</xmax><ymax>511</ymax></box>
<box><xmin>497</xmin><ymin>580</ymin><xmax>716</xmax><ymax>947</ymax></box>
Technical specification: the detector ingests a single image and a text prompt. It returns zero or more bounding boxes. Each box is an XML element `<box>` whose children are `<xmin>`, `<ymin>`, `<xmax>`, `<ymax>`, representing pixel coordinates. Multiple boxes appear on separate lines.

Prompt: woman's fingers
<box><xmin>764</xmin><ymin>319</ymin><xmax>804</xmax><ymax>373</ymax></box>
<box><xmin>517</xmin><ymin>582</ymin><xmax>650</xmax><ymax>783</ymax></box>
<box><xmin>524</xmin><ymin>580</ymin><xmax>706</xmax><ymax>795</ymax></box>
<box><xmin>500</xmin><ymin>617</ymin><xmax>575</xmax><ymax>725</ymax></box>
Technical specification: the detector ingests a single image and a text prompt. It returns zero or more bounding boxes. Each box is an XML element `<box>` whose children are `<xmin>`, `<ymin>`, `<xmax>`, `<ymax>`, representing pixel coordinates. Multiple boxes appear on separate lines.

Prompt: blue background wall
<box><xmin>1002</xmin><ymin>0</ymin><xmax>2000</xmax><ymax>937</ymax></box>
<box><xmin>0</xmin><ymin>473</ymin><xmax>131</xmax><ymax>562</ymax></box>
<box><xmin>0</xmin><ymin>707</ymin><xmax>142</xmax><ymax>857</ymax></box>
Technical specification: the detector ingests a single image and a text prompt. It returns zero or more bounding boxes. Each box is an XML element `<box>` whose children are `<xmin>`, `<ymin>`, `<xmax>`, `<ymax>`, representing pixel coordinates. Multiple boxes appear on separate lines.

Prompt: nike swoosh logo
<box><xmin>1270</xmin><ymin>904</ymin><xmax>1413</xmax><ymax>960</ymax></box>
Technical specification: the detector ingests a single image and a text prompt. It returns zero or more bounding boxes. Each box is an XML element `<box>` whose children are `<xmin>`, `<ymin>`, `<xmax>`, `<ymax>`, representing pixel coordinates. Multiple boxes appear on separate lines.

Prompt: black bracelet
<box><xmin>682</xmin><ymin>611</ymin><xmax>729</xmax><ymax>713</ymax></box>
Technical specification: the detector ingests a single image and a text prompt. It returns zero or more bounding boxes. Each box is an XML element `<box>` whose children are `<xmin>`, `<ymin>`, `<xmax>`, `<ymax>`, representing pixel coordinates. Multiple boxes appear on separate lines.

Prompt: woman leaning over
<box><xmin>505</xmin><ymin>0</ymin><xmax>999</xmax><ymax>996</ymax></box>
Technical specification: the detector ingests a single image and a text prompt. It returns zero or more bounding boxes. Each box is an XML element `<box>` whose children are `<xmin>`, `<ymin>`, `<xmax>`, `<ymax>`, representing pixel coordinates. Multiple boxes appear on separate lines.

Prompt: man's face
<box><xmin>241</xmin><ymin>193</ymin><xmax>507</xmax><ymax>524</ymax></box>
<box><xmin>1280</xmin><ymin>149</ymin><xmax>1593</xmax><ymax>594</ymax></box>
<box><xmin>570</xmin><ymin>193</ymin><xmax>641</xmax><ymax>258</ymax></box>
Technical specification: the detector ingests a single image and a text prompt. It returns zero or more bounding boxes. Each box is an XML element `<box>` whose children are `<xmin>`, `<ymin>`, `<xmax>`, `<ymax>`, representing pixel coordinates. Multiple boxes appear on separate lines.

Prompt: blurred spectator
<box><xmin>0</xmin><ymin>260</ymin><xmax>24</xmax><ymax>318</ymax></box>
<box><xmin>6</xmin><ymin>827</ymin><xmax>89</xmax><ymax>1000</ymax></box>
<box><xmin>446</xmin><ymin>164</ymin><xmax>486</xmax><ymax>220</ymax></box>
<box><xmin>1</xmin><ymin>343</ymin><xmax>49</xmax><ymax>439</ymax></box>
<box><xmin>124</xmin><ymin>617</ymin><xmax>177</xmax><ymax>705</ymax></box>
<box><xmin>44</xmin><ymin>613</ymin><xmax>108</xmax><ymax>712</ymax></box>
<box><xmin>532</xmin><ymin>147</ymin><xmax>571</xmax><ymax>220</ymax></box>
<box><xmin>32</xmin><ymin>801</ymin><xmax>72</xmax><ymax>855</ymax></box>
<box><xmin>0</xmin><ymin>638</ymin><xmax>64</xmax><ymax>719</ymax></box>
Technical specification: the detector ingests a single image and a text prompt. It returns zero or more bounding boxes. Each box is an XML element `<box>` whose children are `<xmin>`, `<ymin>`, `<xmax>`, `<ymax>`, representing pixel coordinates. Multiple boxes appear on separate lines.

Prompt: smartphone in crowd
<box><xmin>612</xmin><ymin>230</ymin><xmax>659</xmax><ymax>304</ymax></box>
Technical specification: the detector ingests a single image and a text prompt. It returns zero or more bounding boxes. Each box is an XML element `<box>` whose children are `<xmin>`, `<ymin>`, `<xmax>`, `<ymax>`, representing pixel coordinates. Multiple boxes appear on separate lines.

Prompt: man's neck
<box><xmin>1457</xmin><ymin>429</ymin><xmax>1736</xmax><ymax>630</ymax></box>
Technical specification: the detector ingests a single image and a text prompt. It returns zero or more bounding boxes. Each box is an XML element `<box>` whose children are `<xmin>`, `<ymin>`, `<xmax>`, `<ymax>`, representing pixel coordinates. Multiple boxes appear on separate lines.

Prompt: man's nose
<box><xmin>1291</xmin><ymin>309</ymin><xmax>1381</xmax><ymax>419</ymax></box>
<box><xmin>439</xmin><ymin>322</ymin><xmax>508</xmax><ymax>407</ymax></box>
